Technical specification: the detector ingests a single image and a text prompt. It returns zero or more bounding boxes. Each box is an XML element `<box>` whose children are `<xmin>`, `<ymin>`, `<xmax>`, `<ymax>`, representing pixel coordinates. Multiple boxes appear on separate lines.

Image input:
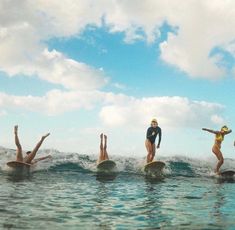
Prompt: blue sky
<box><xmin>0</xmin><ymin>1</ymin><xmax>235</xmax><ymax>159</ymax></box>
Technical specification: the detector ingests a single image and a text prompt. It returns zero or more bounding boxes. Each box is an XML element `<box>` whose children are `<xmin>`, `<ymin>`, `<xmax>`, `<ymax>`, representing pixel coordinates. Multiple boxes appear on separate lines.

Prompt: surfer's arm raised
<box><xmin>224</xmin><ymin>129</ymin><xmax>232</xmax><ymax>135</ymax></box>
<box><xmin>202</xmin><ymin>128</ymin><xmax>218</xmax><ymax>134</ymax></box>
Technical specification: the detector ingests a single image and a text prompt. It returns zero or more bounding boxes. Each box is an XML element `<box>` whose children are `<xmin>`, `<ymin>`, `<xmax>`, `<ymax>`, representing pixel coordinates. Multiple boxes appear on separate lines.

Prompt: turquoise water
<box><xmin>1</xmin><ymin>147</ymin><xmax>235</xmax><ymax>229</ymax></box>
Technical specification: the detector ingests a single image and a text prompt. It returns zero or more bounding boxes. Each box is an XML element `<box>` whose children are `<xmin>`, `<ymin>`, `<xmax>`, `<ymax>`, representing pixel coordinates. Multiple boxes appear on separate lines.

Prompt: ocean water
<box><xmin>1</xmin><ymin>147</ymin><xmax>235</xmax><ymax>229</ymax></box>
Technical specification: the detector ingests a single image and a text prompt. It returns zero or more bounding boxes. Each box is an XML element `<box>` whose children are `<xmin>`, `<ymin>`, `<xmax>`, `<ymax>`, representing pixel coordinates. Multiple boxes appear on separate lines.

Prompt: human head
<box><xmin>26</xmin><ymin>151</ymin><xmax>31</xmax><ymax>155</ymax></box>
<box><xmin>221</xmin><ymin>125</ymin><xmax>228</xmax><ymax>133</ymax></box>
<box><xmin>151</xmin><ymin>118</ymin><xmax>158</xmax><ymax>127</ymax></box>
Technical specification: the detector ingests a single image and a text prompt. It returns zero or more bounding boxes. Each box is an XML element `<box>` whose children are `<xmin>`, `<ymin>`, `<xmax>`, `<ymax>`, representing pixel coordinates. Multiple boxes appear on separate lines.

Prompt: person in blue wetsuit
<box><xmin>145</xmin><ymin>118</ymin><xmax>162</xmax><ymax>163</ymax></box>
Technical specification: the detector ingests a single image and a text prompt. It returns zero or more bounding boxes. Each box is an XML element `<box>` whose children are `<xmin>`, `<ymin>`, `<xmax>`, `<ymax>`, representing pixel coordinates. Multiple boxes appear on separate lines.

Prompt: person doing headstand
<box><xmin>14</xmin><ymin>125</ymin><xmax>51</xmax><ymax>164</ymax></box>
<box><xmin>97</xmin><ymin>133</ymin><xmax>109</xmax><ymax>164</ymax></box>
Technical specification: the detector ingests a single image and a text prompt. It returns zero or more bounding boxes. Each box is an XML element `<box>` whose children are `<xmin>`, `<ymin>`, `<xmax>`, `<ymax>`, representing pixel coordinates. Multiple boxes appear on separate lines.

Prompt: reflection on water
<box><xmin>6</xmin><ymin>170</ymin><xmax>33</xmax><ymax>182</ymax></box>
<box><xmin>1</xmin><ymin>169</ymin><xmax>235</xmax><ymax>229</ymax></box>
<box><xmin>96</xmin><ymin>172</ymin><xmax>118</xmax><ymax>182</ymax></box>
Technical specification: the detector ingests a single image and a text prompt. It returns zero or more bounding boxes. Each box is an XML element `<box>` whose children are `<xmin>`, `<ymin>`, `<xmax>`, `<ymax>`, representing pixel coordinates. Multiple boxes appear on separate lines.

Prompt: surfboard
<box><xmin>220</xmin><ymin>170</ymin><xmax>235</xmax><ymax>178</ymax></box>
<box><xmin>97</xmin><ymin>160</ymin><xmax>117</xmax><ymax>172</ymax></box>
<box><xmin>144</xmin><ymin>161</ymin><xmax>165</xmax><ymax>176</ymax></box>
<box><xmin>7</xmin><ymin>161</ymin><xmax>31</xmax><ymax>169</ymax></box>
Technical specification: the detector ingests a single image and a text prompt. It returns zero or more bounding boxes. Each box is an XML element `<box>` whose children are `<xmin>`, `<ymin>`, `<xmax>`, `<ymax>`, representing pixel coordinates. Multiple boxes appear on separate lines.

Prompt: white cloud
<box><xmin>37</xmin><ymin>49</ymin><xmax>108</xmax><ymax>90</ymax></box>
<box><xmin>0</xmin><ymin>0</ymin><xmax>235</xmax><ymax>83</ymax></box>
<box><xmin>103</xmin><ymin>0</ymin><xmax>235</xmax><ymax>78</ymax></box>
<box><xmin>0</xmin><ymin>0</ymin><xmax>107</xmax><ymax>90</ymax></box>
<box><xmin>0</xmin><ymin>90</ymin><xmax>225</xmax><ymax>129</ymax></box>
<box><xmin>211</xmin><ymin>114</ymin><xmax>224</xmax><ymax>125</ymax></box>
<box><xmin>1</xmin><ymin>0</ymin><xmax>235</xmax><ymax>83</ymax></box>
<box><xmin>0</xmin><ymin>90</ymin><xmax>105</xmax><ymax>115</ymax></box>
<box><xmin>99</xmin><ymin>96</ymin><xmax>225</xmax><ymax>129</ymax></box>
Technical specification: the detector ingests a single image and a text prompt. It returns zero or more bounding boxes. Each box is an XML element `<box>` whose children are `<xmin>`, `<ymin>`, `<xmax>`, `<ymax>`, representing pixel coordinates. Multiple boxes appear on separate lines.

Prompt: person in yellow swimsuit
<box><xmin>202</xmin><ymin>125</ymin><xmax>232</xmax><ymax>174</ymax></box>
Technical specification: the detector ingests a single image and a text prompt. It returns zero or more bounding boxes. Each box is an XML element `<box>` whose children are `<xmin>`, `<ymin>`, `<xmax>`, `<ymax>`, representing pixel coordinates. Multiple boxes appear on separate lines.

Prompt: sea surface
<box><xmin>0</xmin><ymin>147</ymin><xmax>235</xmax><ymax>229</ymax></box>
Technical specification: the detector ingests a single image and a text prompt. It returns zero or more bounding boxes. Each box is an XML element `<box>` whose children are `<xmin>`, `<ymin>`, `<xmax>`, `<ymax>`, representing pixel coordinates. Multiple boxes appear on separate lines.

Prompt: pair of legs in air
<box><xmin>97</xmin><ymin>133</ymin><xmax>109</xmax><ymax>164</ymax></box>
<box><xmin>14</xmin><ymin>125</ymin><xmax>50</xmax><ymax>164</ymax></box>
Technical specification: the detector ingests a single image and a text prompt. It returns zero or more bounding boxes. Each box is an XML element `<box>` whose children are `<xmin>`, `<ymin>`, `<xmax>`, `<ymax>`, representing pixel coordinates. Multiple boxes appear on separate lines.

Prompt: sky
<box><xmin>0</xmin><ymin>0</ymin><xmax>235</xmax><ymax>158</ymax></box>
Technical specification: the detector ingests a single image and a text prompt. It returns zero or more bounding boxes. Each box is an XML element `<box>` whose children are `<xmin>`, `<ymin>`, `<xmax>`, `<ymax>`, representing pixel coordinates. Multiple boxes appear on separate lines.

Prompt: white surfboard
<box><xmin>144</xmin><ymin>161</ymin><xmax>165</xmax><ymax>176</ymax></box>
<box><xmin>97</xmin><ymin>160</ymin><xmax>117</xmax><ymax>172</ymax></box>
<box><xmin>7</xmin><ymin>161</ymin><xmax>31</xmax><ymax>170</ymax></box>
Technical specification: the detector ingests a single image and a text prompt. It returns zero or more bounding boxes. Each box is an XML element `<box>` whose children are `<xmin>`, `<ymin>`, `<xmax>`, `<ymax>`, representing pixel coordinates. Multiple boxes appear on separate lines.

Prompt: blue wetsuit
<box><xmin>146</xmin><ymin>126</ymin><xmax>162</xmax><ymax>146</ymax></box>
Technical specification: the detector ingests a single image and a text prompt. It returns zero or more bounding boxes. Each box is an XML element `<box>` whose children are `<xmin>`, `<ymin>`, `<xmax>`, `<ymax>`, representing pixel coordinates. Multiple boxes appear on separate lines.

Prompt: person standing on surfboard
<box><xmin>145</xmin><ymin>118</ymin><xmax>162</xmax><ymax>163</ymax></box>
<box><xmin>202</xmin><ymin>125</ymin><xmax>232</xmax><ymax>174</ymax></box>
<box><xmin>97</xmin><ymin>133</ymin><xmax>109</xmax><ymax>164</ymax></box>
<box><xmin>14</xmin><ymin>125</ymin><xmax>51</xmax><ymax>164</ymax></box>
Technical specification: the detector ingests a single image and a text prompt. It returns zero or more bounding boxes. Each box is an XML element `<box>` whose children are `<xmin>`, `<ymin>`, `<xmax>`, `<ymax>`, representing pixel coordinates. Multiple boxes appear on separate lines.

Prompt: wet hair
<box><xmin>26</xmin><ymin>151</ymin><xmax>31</xmax><ymax>155</ymax></box>
<box><xmin>221</xmin><ymin>125</ymin><xmax>228</xmax><ymax>131</ymax></box>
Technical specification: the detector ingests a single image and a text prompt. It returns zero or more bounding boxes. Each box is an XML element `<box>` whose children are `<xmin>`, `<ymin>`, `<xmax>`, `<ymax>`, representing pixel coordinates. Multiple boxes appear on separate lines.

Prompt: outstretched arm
<box><xmin>25</xmin><ymin>133</ymin><xmax>50</xmax><ymax>163</ymax></box>
<box><xmin>202</xmin><ymin>128</ymin><xmax>218</xmax><ymax>134</ymax></box>
<box><xmin>32</xmin><ymin>155</ymin><xmax>52</xmax><ymax>164</ymax></box>
<box><xmin>14</xmin><ymin>125</ymin><xmax>23</xmax><ymax>162</ymax></box>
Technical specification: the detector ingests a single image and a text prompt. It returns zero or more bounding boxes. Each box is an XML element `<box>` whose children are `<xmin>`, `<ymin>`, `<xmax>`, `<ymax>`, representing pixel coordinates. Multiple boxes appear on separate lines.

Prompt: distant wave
<box><xmin>1</xmin><ymin>146</ymin><xmax>235</xmax><ymax>177</ymax></box>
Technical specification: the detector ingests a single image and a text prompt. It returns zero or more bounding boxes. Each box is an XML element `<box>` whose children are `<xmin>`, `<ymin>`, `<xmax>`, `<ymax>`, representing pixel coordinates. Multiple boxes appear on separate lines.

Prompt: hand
<box><xmin>156</xmin><ymin>145</ymin><xmax>160</xmax><ymax>149</ymax></box>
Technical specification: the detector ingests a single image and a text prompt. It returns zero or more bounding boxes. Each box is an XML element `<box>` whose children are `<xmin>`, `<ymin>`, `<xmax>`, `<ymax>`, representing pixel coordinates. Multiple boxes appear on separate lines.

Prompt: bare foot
<box><xmin>14</xmin><ymin>125</ymin><xmax>18</xmax><ymax>134</ymax></box>
<box><xmin>42</xmin><ymin>133</ymin><xmax>50</xmax><ymax>139</ymax></box>
<box><xmin>100</xmin><ymin>133</ymin><xmax>103</xmax><ymax>139</ymax></box>
<box><xmin>104</xmin><ymin>134</ymin><xmax>107</xmax><ymax>140</ymax></box>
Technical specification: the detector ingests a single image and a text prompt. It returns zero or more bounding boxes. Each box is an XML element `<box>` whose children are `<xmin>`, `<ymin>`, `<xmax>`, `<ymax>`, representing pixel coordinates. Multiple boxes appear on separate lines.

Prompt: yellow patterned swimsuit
<box><xmin>215</xmin><ymin>133</ymin><xmax>224</xmax><ymax>142</ymax></box>
<box><xmin>214</xmin><ymin>133</ymin><xmax>224</xmax><ymax>148</ymax></box>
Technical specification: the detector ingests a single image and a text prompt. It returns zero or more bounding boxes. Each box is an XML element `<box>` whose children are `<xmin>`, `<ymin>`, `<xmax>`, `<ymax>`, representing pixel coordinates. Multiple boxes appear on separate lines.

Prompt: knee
<box><xmin>220</xmin><ymin>158</ymin><xmax>224</xmax><ymax>164</ymax></box>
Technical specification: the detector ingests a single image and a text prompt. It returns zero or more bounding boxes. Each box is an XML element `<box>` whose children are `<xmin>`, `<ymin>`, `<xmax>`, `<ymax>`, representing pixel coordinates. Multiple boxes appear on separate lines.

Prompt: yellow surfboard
<box><xmin>7</xmin><ymin>161</ymin><xmax>31</xmax><ymax>169</ymax></box>
<box><xmin>144</xmin><ymin>161</ymin><xmax>165</xmax><ymax>176</ymax></box>
<box><xmin>97</xmin><ymin>160</ymin><xmax>116</xmax><ymax>172</ymax></box>
<box><xmin>220</xmin><ymin>170</ymin><xmax>235</xmax><ymax>178</ymax></box>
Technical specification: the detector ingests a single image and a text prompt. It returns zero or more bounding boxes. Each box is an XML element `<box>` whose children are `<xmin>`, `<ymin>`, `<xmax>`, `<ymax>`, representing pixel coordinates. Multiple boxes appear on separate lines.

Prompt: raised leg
<box><xmin>25</xmin><ymin>133</ymin><xmax>50</xmax><ymax>163</ymax></box>
<box><xmin>14</xmin><ymin>125</ymin><xmax>23</xmax><ymax>162</ymax></box>
<box><xmin>98</xmin><ymin>133</ymin><xmax>104</xmax><ymax>164</ymax></box>
<box><xmin>103</xmin><ymin>135</ymin><xmax>109</xmax><ymax>160</ymax></box>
